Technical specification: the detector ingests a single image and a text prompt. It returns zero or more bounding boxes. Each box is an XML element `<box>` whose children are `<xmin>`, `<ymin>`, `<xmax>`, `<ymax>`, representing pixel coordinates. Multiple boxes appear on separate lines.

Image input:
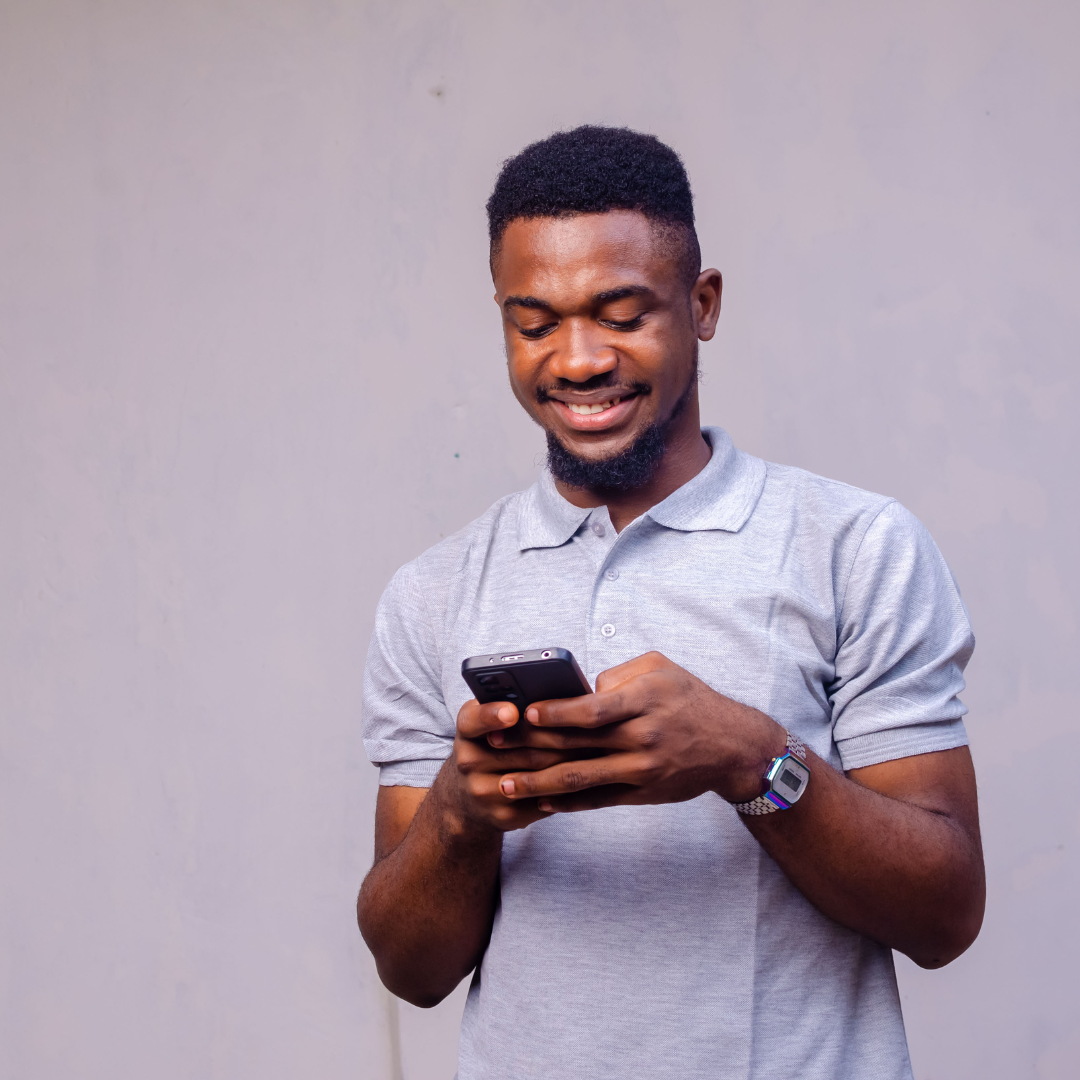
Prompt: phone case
<box><xmin>461</xmin><ymin>647</ymin><xmax>591</xmax><ymax>711</ymax></box>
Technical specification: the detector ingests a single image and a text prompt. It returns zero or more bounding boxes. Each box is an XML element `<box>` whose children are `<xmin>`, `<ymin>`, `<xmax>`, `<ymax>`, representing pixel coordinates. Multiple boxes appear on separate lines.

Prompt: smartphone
<box><xmin>461</xmin><ymin>647</ymin><xmax>591</xmax><ymax>718</ymax></box>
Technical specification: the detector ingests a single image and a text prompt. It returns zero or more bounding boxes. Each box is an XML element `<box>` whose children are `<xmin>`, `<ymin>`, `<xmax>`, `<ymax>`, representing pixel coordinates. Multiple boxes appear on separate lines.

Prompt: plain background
<box><xmin>1</xmin><ymin>1</ymin><xmax>1077</xmax><ymax>1077</ymax></box>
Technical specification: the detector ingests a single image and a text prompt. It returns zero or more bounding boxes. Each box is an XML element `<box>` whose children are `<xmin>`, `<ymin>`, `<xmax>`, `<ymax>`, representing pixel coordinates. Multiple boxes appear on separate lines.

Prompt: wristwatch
<box><xmin>731</xmin><ymin>732</ymin><xmax>811</xmax><ymax>816</ymax></box>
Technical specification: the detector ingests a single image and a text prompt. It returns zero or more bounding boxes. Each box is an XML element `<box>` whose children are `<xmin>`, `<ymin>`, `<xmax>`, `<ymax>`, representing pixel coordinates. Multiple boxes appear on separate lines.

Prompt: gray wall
<box><xmin>1</xmin><ymin>2</ymin><xmax>1077</xmax><ymax>1078</ymax></box>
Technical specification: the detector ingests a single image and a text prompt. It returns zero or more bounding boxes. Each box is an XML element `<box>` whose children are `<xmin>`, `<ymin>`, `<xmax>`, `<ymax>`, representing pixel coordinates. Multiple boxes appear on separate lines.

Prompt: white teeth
<box><xmin>568</xmin><ymin>397</ymin><xmax>621</xmax><ymax>415</ymax></box>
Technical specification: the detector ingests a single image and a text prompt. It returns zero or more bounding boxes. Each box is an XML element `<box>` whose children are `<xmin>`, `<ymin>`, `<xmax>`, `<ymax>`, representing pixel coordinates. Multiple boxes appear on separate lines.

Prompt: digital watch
<box><xmin>731</xmin><ymin>732</ymin><xmax>811</xmax><ymax>816</ymax></box>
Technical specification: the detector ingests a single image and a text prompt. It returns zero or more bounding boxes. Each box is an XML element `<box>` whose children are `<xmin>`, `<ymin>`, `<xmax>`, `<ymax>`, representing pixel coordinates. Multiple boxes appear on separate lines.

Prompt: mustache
<box><xmin>535</xmin><ymin>378</ymin><xmax>652</xmax><ymax>404</ymax></box>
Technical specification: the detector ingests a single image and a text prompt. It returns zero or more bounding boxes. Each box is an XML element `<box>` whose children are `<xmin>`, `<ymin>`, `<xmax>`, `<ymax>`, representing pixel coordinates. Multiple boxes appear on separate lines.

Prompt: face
<box><xmin>493</xmin><ymin>210</ymin><xmax>722</xmax><ymax>466</ymax></box>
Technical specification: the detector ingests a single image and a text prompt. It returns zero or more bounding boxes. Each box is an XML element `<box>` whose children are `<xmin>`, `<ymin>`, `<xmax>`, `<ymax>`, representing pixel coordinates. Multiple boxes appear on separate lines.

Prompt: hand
<box><xmin>450</xmin><ymin>698</ymin><xmax>591</xmax><ymax>832</ymax></box>
<box><xmin>489</xmin><ymin>652</ymin><xmax>786</xmax><ymax>813</ymax></box>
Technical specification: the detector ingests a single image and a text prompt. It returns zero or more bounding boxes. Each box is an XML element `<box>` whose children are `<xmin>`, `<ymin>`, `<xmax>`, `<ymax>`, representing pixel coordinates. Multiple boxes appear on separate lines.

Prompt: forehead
<box><xmin>494</xmin><ymin>210</ymin><xmax>677</xmax><ymax>298</ymax></box>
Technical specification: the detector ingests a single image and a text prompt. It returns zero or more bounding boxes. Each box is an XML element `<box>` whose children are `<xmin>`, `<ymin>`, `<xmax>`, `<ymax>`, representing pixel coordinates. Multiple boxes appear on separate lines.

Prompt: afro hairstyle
<box><xmin>486</xmin><ymin>125</ymin><xmax>701</xmax><ymax>288</ymax></box>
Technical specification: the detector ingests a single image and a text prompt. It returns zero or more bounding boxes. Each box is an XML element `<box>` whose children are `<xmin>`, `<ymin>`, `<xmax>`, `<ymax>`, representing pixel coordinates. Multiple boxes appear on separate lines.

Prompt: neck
<box><xmin>552</xmin><ymin>400</ymin><xmax>712</xmax><ymax>532</ymax></box>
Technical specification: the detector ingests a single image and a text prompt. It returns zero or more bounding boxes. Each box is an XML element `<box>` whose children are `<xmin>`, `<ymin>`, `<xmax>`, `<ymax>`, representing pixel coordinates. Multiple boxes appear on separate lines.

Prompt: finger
<box><xmin>456</xmin><ymin>698</ymin><xmax>520</xmax><ymax>739</ymax></box>
<box><xmin>524</xmin><ymin>685</ymin><xmax>640</xmax><ymax>729</ymax></box>
<box><xmin>536</xmin><ymin>783</ymin><xmax>638</xmax><ymax>814</ymax></box>
<box><xmin>488</xmin><ymin>724</ymin><xmax>623</xmax><ymax>751</ymax></box>
<box><xmin>488</xmin><ymin>721</ymin><xmax>617</xmax><ymax>747</ymax></box>
<box><xmin>499</xmin><ymin>754</ymin><xmax>649</xmax><ymax>799</ymax></box>
<box><xmin>461</xmin><ymin>775</ymin><xmax>559</xmax><ymax>831</ymax></box>
<box><xmin>458</xmin><ymin>744</ymin><xmax>589</xmax><ymax>774</ymax></box>
<box><xmin>594</xmin><ymin>651</ymin><xmax>673</xmax><ymax>694</ymax></box>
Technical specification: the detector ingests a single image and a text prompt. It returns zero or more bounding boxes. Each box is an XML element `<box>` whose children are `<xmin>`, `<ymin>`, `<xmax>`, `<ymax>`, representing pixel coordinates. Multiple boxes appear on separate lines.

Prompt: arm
<box><xmin>744</xmin><ymin>741</ymin><xmax>983</xmax><ymax>967</ymax></box>
<box><xmin>358</xmin><ymin>702</ymin><xmax>576</xmax><ymax>1007</ymax></box>
<box><xmin>492</xmin><ymin>653</ymin><xmax>984</xmax><ymax>967</ymax></box>
<box><xmin>358</xmin><ymin>768</ymin><xmax>500</xmax><ymax>1008</ymax></box>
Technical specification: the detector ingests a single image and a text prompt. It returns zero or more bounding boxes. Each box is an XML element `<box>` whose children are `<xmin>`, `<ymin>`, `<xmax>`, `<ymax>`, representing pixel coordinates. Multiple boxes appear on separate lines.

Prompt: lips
<box><xmin>566</xmin><ymin>396</ymin><xmax>622</xmax><ymax>415</ymax></box>
<box><xmin>551</xmin><ymin>393</ymin><xmax>640</xmax><ymax>431</ymax></box>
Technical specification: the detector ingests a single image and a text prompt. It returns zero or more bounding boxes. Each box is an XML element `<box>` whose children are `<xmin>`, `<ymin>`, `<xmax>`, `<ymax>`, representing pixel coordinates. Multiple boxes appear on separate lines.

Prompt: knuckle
<box><xmin>562</xmin><ymin>769</ymin><xmax>587</xmax><ymax>792</ymax></box>
<box><xmin>525</xmin><ymin>750</ymin><xmax>549</xmax><ymax>770</ymax></box>
<box><xmin>636</xmin><ymin>725</ymin><xmax>664</xmax><ymax>750</ymax></box>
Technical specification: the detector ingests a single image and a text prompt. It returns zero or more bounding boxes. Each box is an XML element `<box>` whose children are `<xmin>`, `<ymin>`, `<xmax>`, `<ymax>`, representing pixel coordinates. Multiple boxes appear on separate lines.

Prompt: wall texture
<box><xmin>1</xmin><ymin>2</ymin><xmax>1077</xmax><ymax>1078</ymax></box>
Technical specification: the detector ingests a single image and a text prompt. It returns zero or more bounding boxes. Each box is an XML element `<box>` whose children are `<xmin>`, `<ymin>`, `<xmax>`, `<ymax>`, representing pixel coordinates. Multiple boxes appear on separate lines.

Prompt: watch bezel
<box><xmin>763</xmin><ymin>752</ymin><xmax>811</xmax><ymax>809</ymax></box>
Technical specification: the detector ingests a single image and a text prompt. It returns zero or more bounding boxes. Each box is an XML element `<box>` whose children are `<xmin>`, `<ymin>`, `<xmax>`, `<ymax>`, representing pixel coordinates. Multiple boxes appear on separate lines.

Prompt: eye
<box><xmin>519</xmin><ymin>323</ymin><xmax>557</xmax><ymax>339</ymax></box>
<box><xmin>602</xmin><ymin>315</ymin><xmax>645</xmax><ymax>332</ymax></box>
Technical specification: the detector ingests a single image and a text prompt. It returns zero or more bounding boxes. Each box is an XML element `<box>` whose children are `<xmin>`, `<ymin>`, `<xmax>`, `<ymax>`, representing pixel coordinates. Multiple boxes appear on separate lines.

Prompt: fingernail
<box><xmin>500</xmin><ymin>778</ymin><xmax>515</xmax><ymax>797</ymax></box>
<box><xmin>488</xmin><ymin>731</ymin><xmax>504</xmax><ymax>746</ymax></box>
<box><xmin>526</xmin><ymin>707</ymin><xmax>539</xmax><ymax>724</ymax></box>
<box><xmin>538</xmin><ymin>800</ymin><xmax>554</xmax><ymax>812</ymax></box>
<box><xmin>498</xmin><ymin>706</ymin><xmax>516</xmax><ymax>725</ymax></box>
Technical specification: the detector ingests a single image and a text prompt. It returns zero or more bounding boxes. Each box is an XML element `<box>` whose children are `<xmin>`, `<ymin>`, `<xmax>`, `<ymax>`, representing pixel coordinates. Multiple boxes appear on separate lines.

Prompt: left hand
<box><xmin>489</xmin><ymin>652</ymin><xmax>787</xmax><ymax>813</ymax></box>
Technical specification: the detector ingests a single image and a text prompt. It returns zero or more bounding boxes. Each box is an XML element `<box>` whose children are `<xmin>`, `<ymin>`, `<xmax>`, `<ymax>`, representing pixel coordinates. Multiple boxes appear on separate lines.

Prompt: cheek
<box><xmin>506</xmin><ymin>355</ymin><xmax>540</xmax><ymax>410</ymax></box>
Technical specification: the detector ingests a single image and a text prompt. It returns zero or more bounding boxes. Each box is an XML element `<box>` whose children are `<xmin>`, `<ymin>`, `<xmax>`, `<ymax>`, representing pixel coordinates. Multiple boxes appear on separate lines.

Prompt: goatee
<box><xmin>545</xmin><ymin>370</ymin><xmax>696</xmax><ymax>494</ymax></box>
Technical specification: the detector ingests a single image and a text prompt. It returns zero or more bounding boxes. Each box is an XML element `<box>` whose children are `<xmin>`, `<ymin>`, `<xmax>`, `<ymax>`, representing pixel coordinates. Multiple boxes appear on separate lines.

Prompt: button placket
<box><xmin>593</xmin><ymin>528</ymin><xmax>637</xmax><ymax>653</ymax></box>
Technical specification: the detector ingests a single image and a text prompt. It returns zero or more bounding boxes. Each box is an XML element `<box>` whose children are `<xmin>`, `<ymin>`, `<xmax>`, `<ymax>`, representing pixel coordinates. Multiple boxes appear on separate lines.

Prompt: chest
<box><xmin>438</xmin><ymin>525</ymin><xmax>842</xmax><ymax>756</ymax></box>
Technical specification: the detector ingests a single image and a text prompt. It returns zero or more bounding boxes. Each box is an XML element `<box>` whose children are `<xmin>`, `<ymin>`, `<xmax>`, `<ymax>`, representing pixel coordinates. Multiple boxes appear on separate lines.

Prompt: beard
<box><xmin>544</xmin><ymin>364</ymin><xmax>697</xmax><ymax>494</ymax></box>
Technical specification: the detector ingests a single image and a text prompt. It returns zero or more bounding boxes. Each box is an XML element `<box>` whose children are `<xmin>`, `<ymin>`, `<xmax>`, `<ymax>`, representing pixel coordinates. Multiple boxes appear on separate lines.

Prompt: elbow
<box><xmin>356</xmin><ymin>889</ymin><xmax>461</xmax><ymax>1009</ymax></box>
<box><xmin>906</xmin><ymin>881</ymin><xmax>986</xmax><ymax>970</ymax></box>
<box><xmin>369</xmin><ymin>953</ymin><xmax>460</xmax><ymax>1010</ymax></box>
<box><xmin>381</xmin><ymin>978</ymin><xmax>452</xmax><ymax>1010</ymax></box>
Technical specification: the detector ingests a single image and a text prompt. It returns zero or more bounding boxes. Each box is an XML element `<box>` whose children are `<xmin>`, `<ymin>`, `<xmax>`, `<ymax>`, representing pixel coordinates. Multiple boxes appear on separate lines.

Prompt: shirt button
<box><xmin>591</xmin><ymin>522</ymin><xmax>606</xmax><ymax>537</ymax></box>
<box><xmin>605</xmin><ymin>568</ymin><xmax>619</xmax><ymax>581</ymax></box>
<box><xmin>600</xmin><ymin>623</ymin><xmax>616</xmax><ymax>637</ymax></box>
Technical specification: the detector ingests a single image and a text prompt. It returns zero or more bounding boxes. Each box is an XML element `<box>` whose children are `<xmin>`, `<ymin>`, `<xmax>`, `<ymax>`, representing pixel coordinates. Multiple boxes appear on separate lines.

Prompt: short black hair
<box><xmin>486</xmin><ymin>125</ymin><xmax>701</xmax><ymax>287</ymax></box>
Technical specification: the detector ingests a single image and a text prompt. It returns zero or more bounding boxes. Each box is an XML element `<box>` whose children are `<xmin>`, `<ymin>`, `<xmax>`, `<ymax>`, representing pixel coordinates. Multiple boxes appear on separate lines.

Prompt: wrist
<box><xmin>714</xmin><ymin>712</ymin><xmax>789</xmax><ymax>803</ymax></box>
<box><xmin>433</xmin><ymin>757</ymin><xmax>504</xmax><ymax>849</ymax></box>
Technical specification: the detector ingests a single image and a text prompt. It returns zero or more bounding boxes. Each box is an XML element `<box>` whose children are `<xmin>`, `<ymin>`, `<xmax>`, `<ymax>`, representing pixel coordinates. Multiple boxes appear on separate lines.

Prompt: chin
<box><xmin>546</xmin><ymin>421</ymin><xmax>667</xmax><ymax>493</ymax></box>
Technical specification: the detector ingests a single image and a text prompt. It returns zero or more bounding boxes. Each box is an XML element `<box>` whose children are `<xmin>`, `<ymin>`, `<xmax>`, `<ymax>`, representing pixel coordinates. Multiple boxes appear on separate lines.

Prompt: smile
<box><xmin>551</xmin><ymin>393</ymin><xmax>641</xmax><ymax>431</ymax></box>
<box><xmin>567</xmin><ymin>397</ymin><xmax>622</xmax><ymax>415</ymax></box>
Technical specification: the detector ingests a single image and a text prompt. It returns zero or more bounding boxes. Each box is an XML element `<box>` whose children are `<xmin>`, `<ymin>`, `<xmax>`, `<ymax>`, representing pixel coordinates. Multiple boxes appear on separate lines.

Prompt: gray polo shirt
<box><xmin>362</xmin><ymin>427</ymin><xmax>974</xmax><ymax>1080</ymax></box>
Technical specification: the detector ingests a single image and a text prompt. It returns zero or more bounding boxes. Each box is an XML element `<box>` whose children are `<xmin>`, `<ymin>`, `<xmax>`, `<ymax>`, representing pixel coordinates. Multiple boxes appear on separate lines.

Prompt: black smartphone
<box><xmin>461</xmin><ymin>647</ymin><xmax>591</xmax><ymax>718</ymax></box>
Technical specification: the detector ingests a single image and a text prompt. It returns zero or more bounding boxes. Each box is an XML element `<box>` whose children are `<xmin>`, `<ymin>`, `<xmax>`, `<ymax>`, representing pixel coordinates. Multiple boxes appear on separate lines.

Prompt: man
<box><xmin>359</xmin><ymin>126</ymin><xmax>984</xmax><ymax>1080</ymax></box>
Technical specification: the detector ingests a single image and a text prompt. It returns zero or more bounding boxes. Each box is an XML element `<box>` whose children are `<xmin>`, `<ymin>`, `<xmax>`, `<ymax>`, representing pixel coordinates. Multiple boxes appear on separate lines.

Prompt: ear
<box><xmin>692</xmin><ymin>270</ymin><xmax>723</xmax><ymax>341</ymax></box>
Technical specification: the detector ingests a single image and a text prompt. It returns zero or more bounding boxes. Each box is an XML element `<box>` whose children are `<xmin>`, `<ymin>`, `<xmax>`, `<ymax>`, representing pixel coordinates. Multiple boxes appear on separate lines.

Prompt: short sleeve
<box><xmin>830</xmin><ymin>501</ymin><xmax>975</xmax><ymax>771</ymax></box>
<box><xmin>361</xmin><ymin>561</ymin><xmax>454</xmax><ymax>787</ymax></box>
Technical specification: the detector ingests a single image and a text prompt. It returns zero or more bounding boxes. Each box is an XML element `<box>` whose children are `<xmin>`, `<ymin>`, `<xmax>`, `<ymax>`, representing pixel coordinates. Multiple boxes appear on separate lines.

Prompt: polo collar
<box><xmin>516</xmin><ymin>427</ymin><xmax>766</xmax><ymax>551</ymax></box>
<box><xmin>646</xmin><ymin>427</ymin><xmax>767</xmax><ymax>533</ymax></box>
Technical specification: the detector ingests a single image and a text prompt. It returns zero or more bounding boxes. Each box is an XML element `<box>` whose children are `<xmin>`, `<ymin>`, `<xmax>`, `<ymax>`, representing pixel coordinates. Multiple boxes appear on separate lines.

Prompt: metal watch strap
<box><xmin>731</xmin><ymin>733</ymin><xmax>808</xmax><ymax>816</ymax></box>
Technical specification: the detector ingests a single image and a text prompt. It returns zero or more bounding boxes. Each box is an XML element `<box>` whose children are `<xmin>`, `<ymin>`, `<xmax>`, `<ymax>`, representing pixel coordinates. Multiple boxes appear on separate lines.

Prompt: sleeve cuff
<box><xmin>835</xmin><ymin>718</ymin><xmax>969</xmax><ymax>771</ymax></box>
<box><xmin>378</xmin><ymin>758</ymin><xmax>446</xmax><ymax>787</ymax></box>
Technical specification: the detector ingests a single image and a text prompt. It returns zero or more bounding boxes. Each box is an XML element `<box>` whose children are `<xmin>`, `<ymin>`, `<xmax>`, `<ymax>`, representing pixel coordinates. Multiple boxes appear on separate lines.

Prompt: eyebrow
<box><xmin>592</xmin><ymin>285</ymin><xmax>653</xmax><ymax>304</ymax></box>
<box><xmin>502</xmin><ymin>295</ymin><xmax>551</xmax><ymax>311</ymax></box>
<box><xmin>502</xmin><ymin>284</ymin><xmax>655</xmax><ymax>312</ymax></box>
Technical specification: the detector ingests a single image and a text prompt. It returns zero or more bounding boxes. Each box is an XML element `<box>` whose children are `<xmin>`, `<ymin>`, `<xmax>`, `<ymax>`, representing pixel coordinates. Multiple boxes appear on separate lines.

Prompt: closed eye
<box><xmin>601</xmin><ymin>315</ymin><xmax>645</xmax><ymax>331</ymax></box>
<box><xmin>519</xmin><ymin>323</ymin><xmax>557</xmax><ymax>339</ymax></box>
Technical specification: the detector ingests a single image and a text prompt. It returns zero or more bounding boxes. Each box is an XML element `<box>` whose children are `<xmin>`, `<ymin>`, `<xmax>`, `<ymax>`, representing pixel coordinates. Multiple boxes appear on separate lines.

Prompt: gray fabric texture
<box><xmin>361</xmin><ymin>427</ymin><xmax>974</xmax><ymax>1080</ymax></box>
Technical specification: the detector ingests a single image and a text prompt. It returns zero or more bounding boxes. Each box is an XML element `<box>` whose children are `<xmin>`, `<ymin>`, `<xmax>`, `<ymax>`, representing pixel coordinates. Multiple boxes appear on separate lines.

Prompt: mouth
<box><xmin>547</xmin><ymin>391</ymin><xmax>643</xmax><ymax>431</ymax></box>
<box><xmin>566</xmin><ymin>396</ymin><xmax>624</xmax><ymax>415</ymax></box>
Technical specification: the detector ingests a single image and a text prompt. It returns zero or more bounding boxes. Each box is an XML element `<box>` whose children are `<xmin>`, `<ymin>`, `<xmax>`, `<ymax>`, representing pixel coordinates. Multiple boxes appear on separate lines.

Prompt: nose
<box><xmin>547</xmin><ymin>320</ymin><xmax>617</xmax><ymax>383</ymax></box>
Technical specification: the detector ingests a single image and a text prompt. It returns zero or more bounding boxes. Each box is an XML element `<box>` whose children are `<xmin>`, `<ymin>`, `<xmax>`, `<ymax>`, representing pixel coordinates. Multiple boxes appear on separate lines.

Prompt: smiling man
<box><xmin>358</xmin><ymin>127</ymin><xmax>984</xmax><ymax>1080</ymax></box>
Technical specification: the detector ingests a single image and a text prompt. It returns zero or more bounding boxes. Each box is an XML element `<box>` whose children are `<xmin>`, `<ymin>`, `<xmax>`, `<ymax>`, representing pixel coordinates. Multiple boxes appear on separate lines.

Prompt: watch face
<box><xmin>768</xmin><ymin>755</ymin><xmax>810</xmax><ymax>807</ymax></box>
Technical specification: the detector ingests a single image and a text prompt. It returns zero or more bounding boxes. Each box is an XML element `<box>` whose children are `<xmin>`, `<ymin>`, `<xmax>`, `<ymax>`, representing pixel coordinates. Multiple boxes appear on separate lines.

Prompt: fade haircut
<box><xmin>486</xmin><ymin>125</ymin><xmax>701</xmax><ymax>289</ymax></box>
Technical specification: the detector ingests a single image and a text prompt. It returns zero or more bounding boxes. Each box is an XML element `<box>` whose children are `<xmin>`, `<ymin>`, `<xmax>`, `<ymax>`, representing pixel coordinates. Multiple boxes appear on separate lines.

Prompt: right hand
<box><xmin>451</xmin><ymin>699</ymin><xmax>591</xmax><ymax>832</ymax></box>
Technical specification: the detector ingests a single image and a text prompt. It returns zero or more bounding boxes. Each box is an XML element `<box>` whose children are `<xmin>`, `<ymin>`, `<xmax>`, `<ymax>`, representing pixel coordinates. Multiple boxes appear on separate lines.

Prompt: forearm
<box><xmin>358</xmin><ymin>761</ymin><xmax>503</xmax><ymax>1006</ymax></box>
<box><xmin>744</xmin><ymin>747</ymin><xmax>985</xmax><ymax>967</ymax></box>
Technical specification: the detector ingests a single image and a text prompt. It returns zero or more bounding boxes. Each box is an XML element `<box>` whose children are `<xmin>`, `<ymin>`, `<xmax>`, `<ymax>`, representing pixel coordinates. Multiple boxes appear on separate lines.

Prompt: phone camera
<box><xmin>541</xmin><ymin>650</ymin><xmax>552</xmax><ymax>659</ymax></box>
